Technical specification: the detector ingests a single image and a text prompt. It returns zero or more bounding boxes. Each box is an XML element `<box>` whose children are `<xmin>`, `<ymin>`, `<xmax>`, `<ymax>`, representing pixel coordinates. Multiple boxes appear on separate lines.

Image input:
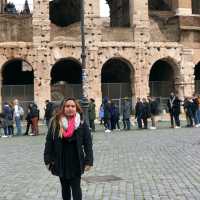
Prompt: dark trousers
<box><xmin>4</xmin><ymin>126</ymin><xmax>13</xmax><ymax>136</ymax></box>
<box><xmin>89</xmin><ymin>120</ymin><xmax>95</xmax><ymax>131</ymax></box>
<box><xmin>170</xmin><ymin>112</ymin><xmax>180</xmax><ymax>127</ymax></box>
<box><xmin>104</xmin><ymin>118</ymin><xmax>111</xmax><ymax>130</ymax></box>
<box><xmin>174</xmin><ymin>113</ymin><xmax>180</xmax><ymax>127</ymax></box>
<box><xmin>60</xmin><ymin>177</ymin><xmax>82</xmax><ymax>200</ymax></box>
<box><xmin>25</xmin><ymin>120</ymin><xmax>32</xmax><ymax>134</ymax></box>
<box><xmin>137</xmin><ymin>115</ymin><xmax>143</xmax><ymax>129</ymax></box>
<box><xmin>123</xmin><ymin>118</ymin><xmax>131</xmax><ymax>130</ymax></box>
<box><xmin>111</xmin><ymin>118</ymin><xmax>120</xmax><ymax>130</ymax></box>
<box><xmin>142</xmin><ymin>118</ymin><xmax>148</xmax><ymax>129</ymax></box>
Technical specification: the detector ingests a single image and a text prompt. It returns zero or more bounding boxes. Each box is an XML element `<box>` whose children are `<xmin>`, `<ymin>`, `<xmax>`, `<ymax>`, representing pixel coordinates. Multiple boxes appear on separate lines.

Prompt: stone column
<box><xmin>173</xmin><ymin>0</ymin><xmax>192</xmax><ymax>15</ymax></box>
<box><xmin>130</xmin><ymin>0</ymin><xmax>150</xmax><ymax>42</ymax></box>
<box><xmin>32</xmin><ymin>0</ymin><xmax>50</xmax><ymax>47</ymax></box>
<box><xmin>32</xmin><ymin>0</ymin><xmax>51</xmax><ymax>118</ymax></box>
<box><xmin>83</xmin><ymin>0</ymin><xmax>102</xmax><ymax>109</ymax></box>
<box><xmin>33</xmin><ymin>54</ymin><xmax>51</xmax><ymax>118</ymax></box>
<box><xmin>176</xmin><ymin>48</ymin><xmax>194</xmax><ymax>98</ymax></box>
<box><xmin>134</xmin><ymin>46</ymin><xmax>149</xmax><ymax>99</ymax></box>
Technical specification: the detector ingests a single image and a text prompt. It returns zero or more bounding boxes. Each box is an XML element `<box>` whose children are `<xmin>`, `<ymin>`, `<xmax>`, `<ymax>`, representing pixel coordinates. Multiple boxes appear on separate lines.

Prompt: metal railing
<box><xmin>149</xmin><ymin>81</ymin><xmax>174</xmax><ymax>97</ymax></box>
<box><xmin>2</xmin><ymin>84</ymin><xmax>34</xmax><ymax>112</ymax></box>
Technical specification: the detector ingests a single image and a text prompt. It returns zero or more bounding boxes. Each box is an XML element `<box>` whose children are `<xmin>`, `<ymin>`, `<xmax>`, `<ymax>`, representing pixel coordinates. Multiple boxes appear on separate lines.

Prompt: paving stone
<box><xmin>1</xmin><ymin>126</ymin><xmax>200</xmax><ymax>199</ymax></box>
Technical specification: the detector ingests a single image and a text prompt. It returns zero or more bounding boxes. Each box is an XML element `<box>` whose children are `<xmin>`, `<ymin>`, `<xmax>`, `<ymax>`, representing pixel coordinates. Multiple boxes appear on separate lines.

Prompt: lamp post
<box><xmin>80</xmin><ymin>0</ymin><xmax>89</xmax><ymax>125</ymax></box>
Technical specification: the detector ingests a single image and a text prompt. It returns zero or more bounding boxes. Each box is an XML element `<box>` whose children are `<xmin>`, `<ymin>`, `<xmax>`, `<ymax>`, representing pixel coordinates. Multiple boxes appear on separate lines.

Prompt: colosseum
<box><xmin>0</xmin><ymin>0</ymin><xmax>200</xmax><ymax>115</ymax></box>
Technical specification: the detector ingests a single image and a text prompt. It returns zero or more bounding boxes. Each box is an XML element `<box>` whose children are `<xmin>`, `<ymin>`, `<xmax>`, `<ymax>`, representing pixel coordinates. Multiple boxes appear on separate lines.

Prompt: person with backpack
<box><xmin>2</xmin><ymin>102</ymin><xmax>14</xmax><ymax>137</ymax></box>
<box><xmin>147</xmin><ymin>96</ymin><xmax>160</xmax><ymax>129</ymax></box>
<box><xmin>29</xmin><ymin>103</ymin><xmax>39</xmax><ymax>136</ymax></box>
<box><xmin>44</xmin><ymin>97</ymin><xmax>93</xmax><ymax>200</ymax></box>
<box><xmin>141</xmin><ymin>98</ymin><xmax>151</xmax><ymax>129</ymax></box>
<box><xmin>122</xmin><ymin>98</ymin><xmax>131</xmax><ymax>130</ymax></box>
<box><xmin>110</xmin><ymin>102</ymin><xmax>120</xmax><ymax>130</ymax></box>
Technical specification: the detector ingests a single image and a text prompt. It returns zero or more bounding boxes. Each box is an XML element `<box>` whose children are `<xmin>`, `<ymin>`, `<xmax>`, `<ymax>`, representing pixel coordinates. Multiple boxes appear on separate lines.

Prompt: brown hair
<box><xmin>51</xmin><ymin>97</ymin><xmax>83</xmax><ymax>138</ymax></box>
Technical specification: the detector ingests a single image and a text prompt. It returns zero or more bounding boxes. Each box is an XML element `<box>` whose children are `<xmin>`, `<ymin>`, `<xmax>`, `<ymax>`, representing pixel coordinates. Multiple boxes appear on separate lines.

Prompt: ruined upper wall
<box><xmin>0</xmin><ymin>14</ymin><xmax>32</xmax><ymax>42</ymax></box>
<box><xmin>149</xmin><ymin>11</ymin><xmax>180</xmax><ymax>42</ymax></box>
<box><xmin>107</xmin><ymin>0</ymin><xmax>130</xmax><ymax>27</ymax></box>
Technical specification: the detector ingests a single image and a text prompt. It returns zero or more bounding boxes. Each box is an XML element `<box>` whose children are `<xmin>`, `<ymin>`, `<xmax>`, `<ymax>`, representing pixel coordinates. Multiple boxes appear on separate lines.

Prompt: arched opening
<box><xmin>148</xmin><ymin>0</ymin><xmax>172</xmax><ymax>11</ymax></box>
<box><xmin>2</xmin><ymin>59</ymin><xmax>34</xmax><ymax>109</ymax></box>
<box><xmin>51</xmin><ymin>58</ymin><xmax>82</xmax><ymax>101</ymax></box>
<box><xmin>105</xmin><ymin>0</ymin><xmax>130</xmax><ymax>27</ymax></box>
<box><xmin>149</xmin><ymin>60</ymin><xmax>175</xmax><ymax>109</ymax></box>
<box><xmin>192</xmin><ymin>0</ymin><xmax>200</xmax><ymax>14</ymax></box>
<box><xmin>101</xmin><ymin>58</ymin><xmax>133</xmax><ymax>112</ymax></box>
<box><xmin>194</xmin><ymin>62</ymin><xmax>200</xmax><ymax>94</ymax></box>
<box><xmin>49</xmin><ymin>0</ymin><xmax>80</xmax><ymax>27</ymax></box>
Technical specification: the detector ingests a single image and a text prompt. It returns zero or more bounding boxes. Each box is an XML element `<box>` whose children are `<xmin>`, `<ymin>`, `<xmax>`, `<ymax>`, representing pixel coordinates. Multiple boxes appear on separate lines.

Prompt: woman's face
<box><xmin>64</xmin><ymin>100</ymin><xmax>77</xmax><ymax>117</ymax></box>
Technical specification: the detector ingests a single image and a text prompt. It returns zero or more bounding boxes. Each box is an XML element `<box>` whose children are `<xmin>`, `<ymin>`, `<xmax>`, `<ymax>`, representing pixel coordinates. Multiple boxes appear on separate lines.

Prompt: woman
<box><xmin>44</xmin><ymin>98</ymin><xmax>93</xmax><ymax>200</ymax></box>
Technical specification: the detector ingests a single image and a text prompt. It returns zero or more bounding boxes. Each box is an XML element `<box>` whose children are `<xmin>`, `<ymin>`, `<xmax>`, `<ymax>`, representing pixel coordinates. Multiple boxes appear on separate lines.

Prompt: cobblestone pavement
<box><xmin>1</xmin><ymin>126</ymin><xmax>200</xmax><ymax>200</ymax></box>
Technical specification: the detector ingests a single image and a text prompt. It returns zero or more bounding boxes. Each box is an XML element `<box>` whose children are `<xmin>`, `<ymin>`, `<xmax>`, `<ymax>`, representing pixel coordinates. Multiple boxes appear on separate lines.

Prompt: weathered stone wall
<box><xmin>0</xmin><ymin>14</ymin><xmax>32</xmax><ymax>42</ymax></box>
<box><xmin>149</xmin><ymin>12</ymin><xmax>180</xmax><ymax>42</ymax></box>
<box><xmin>0</xmin><ymin>0</ymin><xmax>199</xmax><ymax>116</ymax></box>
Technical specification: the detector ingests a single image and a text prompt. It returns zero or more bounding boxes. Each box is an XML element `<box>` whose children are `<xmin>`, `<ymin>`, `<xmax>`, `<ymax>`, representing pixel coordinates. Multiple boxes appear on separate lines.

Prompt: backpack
<box><xmin>19</xmin><ymin>106</ymin><xmax>24</xmax><ymax>117</ymax></box>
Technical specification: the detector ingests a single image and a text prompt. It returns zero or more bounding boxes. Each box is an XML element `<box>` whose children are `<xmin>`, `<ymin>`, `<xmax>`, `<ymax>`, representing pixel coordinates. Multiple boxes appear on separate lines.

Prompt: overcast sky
<box><xmin>10</xmin><ymin>0</ymin><xmax>109</xmax><ymax>17</ymax></box>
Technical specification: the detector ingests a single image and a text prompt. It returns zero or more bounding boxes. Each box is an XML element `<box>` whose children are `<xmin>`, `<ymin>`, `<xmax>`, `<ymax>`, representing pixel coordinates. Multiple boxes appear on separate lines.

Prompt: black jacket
<box><xmin>44</xmin><ymin>120</ymin><xmax>93</xmax><ymax>177</ymax></box>
<box><xmin>167</xmin><ymin>96</ymin><xmax>181</xmax><ymax>114</ymax></box>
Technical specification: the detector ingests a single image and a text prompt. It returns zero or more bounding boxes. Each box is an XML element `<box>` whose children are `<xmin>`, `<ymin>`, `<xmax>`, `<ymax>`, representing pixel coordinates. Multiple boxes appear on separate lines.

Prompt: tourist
<box><xmin>122</xmin><ymin>98</ymin><xmax>131</xmax><ymax>130</ymax></box>
<box><xmin>24</xmin><ymin>104</ymin><xmax>32</xmax><ymax>135</ymax></box>
<box><xmin>88</xmin><ymin>98</ymin><xmax>96</xmax><ymax>132</ymax></box>
<box><xmin>135</xmin><ymin>97</ymin><xmax>143</xmax><ymax>129</ymax></box>
<box><xmin>13</xmin><ymin>99</ymin><xmax>24</xmax><ymax>135</ymax></box>
<box><xmin>103</xmin><ymin>97</ymin><xmax>111</xmax><ymax>133</ymax></box>
<box><xmin>29</xmin><ymin>103</ymin><xmax>39</xmax><ymax>136</ymax></box>
<box><xmin>147</xmin><ymin>96</ymin><xmax>160</xmax><ymax>129</ymax></box>
<box><xmin>167</xmin><ymin>93</ymin><xmax>181</xmax><ymax>128</ymax></box>
<box><xmin>44</xmin><ymin>97</ymin><xmax>93</xmax><ymax>200</ymax></box>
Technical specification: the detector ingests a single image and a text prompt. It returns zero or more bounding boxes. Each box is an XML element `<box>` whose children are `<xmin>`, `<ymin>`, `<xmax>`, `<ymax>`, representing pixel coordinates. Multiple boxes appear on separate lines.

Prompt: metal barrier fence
<box><xmin>1</xmin><ymin>83</ymin><xmax>171</xmax><ymax>114</ymax></box>
<box><xmin>195</xmin><ymin>80</ymin><xmax>200</xmax><ymax>94</ymax></box>
<box><xmin>102</xmin><ymin>83</ymin><xmax>132</xmax><ymax>99</ymax></box>
<box><xmin>2</xmin><ymin>85</ymin><xmax>34</xmax><ymax>113</ymax></box>
<box><xmin>149</xmin><ymin>81</ymin><xmax>173</xmax><ymax>97</ymax></box>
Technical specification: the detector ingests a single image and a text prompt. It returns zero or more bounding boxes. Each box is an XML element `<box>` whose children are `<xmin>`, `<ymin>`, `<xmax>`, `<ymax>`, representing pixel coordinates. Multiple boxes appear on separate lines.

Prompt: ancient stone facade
<box><xmin>0</xmin><ymin>0</ymin><xmax>200</xmax><ymax>116</ymax></box>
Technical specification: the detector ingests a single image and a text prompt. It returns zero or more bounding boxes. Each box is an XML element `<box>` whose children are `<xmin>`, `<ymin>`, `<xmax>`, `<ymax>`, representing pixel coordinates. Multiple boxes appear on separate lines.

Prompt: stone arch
<box><xmin>49</xmin><ymin>0</ymin><xmax>81</xmax><ymax>27</ymax></box>
<box><xmin>101</xmin><ymin>57</ymin><xmax>134</xmax><ymax>112</ymax></box>
<box><xmin>50</xmin><ymin>57</ymin><xmax>82</xmax><ymax>101</ymax></box>
<box><xmin>147</xmin><ymin>56</ymin><xmax>181</xmax><ymax>79</ymax></box>
<box><xmin>194</xmin><ymin>61</ymin><xmax>200</xmax><ymax>94</ymax></box>
<box><xmin>1</xmin><ymin>58</ymin><xmax>34</xmax><ymax>110</ymax></box>
<box><xmin>148</xmin><ymin>57</ymin><xmax>180</xmax><ymax>100</ymax></box>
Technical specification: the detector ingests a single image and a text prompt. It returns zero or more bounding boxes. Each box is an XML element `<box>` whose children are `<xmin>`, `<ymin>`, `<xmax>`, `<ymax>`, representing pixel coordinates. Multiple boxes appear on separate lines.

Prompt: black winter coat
<box><xmin>167</xmin><ymin>97</ymin><xmax>181</xmax><ymax>114</ymax></box>
<box><xmin>44</xmin><ymin>120</ymin><xmax>93</xmax><ymax>178</ymax></box>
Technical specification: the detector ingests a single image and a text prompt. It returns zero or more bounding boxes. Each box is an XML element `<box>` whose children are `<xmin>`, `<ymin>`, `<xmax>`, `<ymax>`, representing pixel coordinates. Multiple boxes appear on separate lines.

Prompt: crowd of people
<box><xmin>1</xmin><ymin>92</ymin><xmax>200</xmax><ymax>137</ymax></box>
<box><xmin>89</xmin><ymin>92</ymin><xmax>200</xmax><ymax>133</ymax></box>
<box><xmin>0</xmin><ymin>99</ymin><xmax>39</xmax><ymax>137</ymax></box>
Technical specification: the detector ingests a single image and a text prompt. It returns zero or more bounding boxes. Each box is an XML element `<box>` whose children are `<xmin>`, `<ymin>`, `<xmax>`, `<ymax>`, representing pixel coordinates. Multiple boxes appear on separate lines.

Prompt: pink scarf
<box><xmin>63</xmin><ymin>115</ymin><xmax>76</xmax><ymax>138</ymax></box>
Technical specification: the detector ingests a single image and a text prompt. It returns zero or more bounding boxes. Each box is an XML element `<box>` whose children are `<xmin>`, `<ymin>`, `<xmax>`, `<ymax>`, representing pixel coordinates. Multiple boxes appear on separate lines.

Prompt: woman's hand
<box><xmin>84</xmin><ymin>165</ymin><xmax>92</xmax><ymax>172</ymax></box>
<box><xmin>45</xmin><ymin>164</ymin><xmax>50</xmax><ymax>171</ymax></box>
<box><xmin>46</xmin><ymin>162</ymin><xmax>54</xmax><ymax>171</ymax></box>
